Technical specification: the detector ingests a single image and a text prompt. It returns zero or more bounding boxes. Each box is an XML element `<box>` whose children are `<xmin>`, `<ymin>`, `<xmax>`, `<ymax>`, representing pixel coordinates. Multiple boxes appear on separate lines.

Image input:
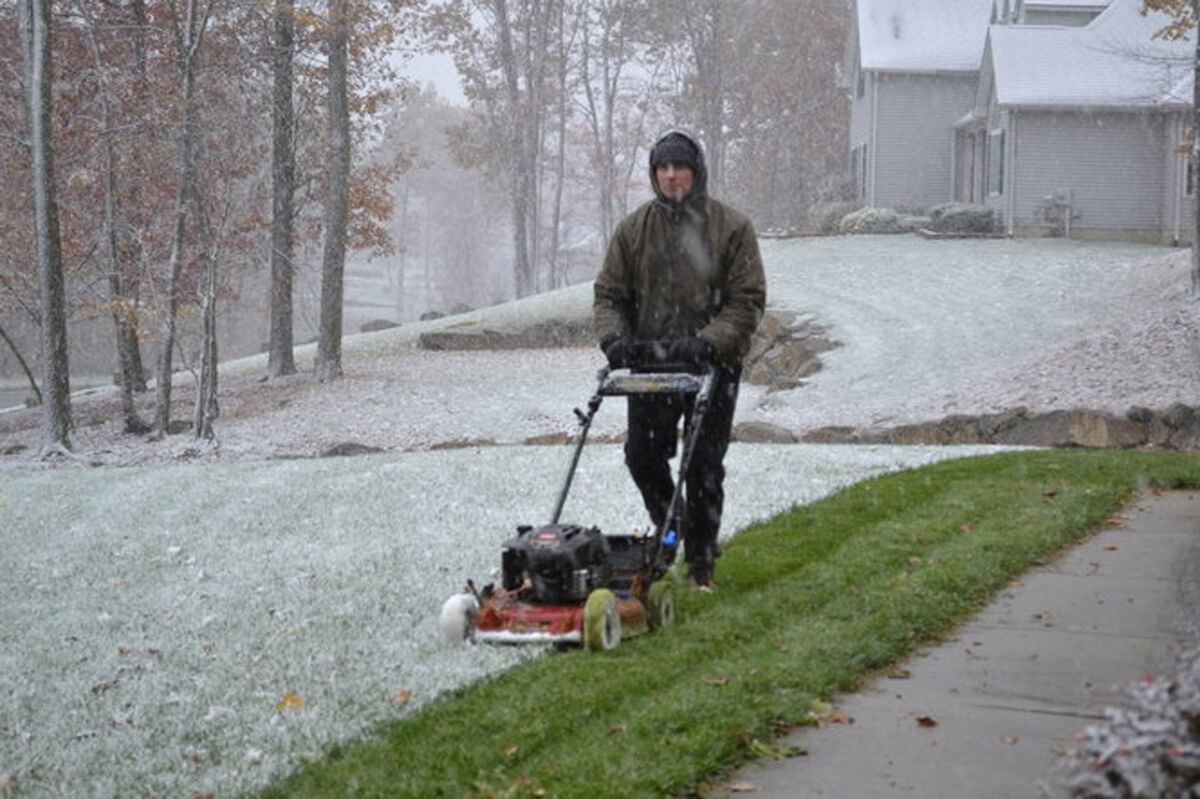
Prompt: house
<box><xmin>965</xmin><ymin>0</ymin><xmax>1193</xmax><ymax>242</ymax></box>
<box><xmin>849</xmin><ymin>0</ymin><xmax>1194</xmax><ymax>243</ymax></box>
<box><xmin>848</xmin><ymin>0</ymin><xmax>995</xmax><ymax>210</ymax></box>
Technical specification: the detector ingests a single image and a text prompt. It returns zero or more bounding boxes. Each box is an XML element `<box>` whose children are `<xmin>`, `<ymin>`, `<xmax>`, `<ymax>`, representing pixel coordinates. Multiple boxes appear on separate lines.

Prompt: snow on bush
<box><xmin>1059</xmin><ymin>652</ymin><xmax>1200</xmax><ymax>798</ymax></box>
<box><xmin>929</xmin><ymin>202</ymin><xmax>995</xmax><ymax>234</ymax></box>
<box><xmin>838</xmin><ymin>206</ymin><xmax>905</xmax><ymax>234</ymax></box>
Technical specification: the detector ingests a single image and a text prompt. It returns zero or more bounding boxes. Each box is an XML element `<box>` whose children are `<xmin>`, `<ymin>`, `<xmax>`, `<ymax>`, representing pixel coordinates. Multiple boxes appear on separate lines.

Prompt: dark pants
<box><xmin>624</xmin><ymin>366</ymin><xmax>740</xmax><ymax>567</ymax></box>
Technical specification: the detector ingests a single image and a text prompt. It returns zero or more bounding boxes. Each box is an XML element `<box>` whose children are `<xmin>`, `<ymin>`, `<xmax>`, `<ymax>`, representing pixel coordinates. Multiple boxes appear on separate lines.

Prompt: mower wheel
<box><xmin>583</xmin><ymin>589</ymin><xmax>621</xmax><ymax>651</ymax></box>
<box><xmin>438</xmin><ymin>593</ymin><xmax>478</xmax><ymax>644</ymax></box>
<box><xmin>646</xmin><ymin>580</ymin><xmax>676</xmax><ymax>630</ymax></box>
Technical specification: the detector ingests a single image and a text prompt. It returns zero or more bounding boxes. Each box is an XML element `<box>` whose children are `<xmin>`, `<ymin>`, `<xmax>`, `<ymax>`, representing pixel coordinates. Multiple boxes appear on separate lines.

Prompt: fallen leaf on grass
<box><xmin>916</xmin><ymin>715</ymin><xmax>939</xmax><ymax>728</ymax></box>
<box><xmin>607</xmin><ymin>724</ymin><xmax>627</xmax><ymax>735</ymax></box>
<box><xmin>701</xmin><ymin>674</ymin><xmax>729</xmax><ymax>686</ymax></box>
<box><xmin>907</xmin><ymin>556</ymin><xmax>922</xmax><ymax>565</ymax></box>
<box><xmin>959</xmin><ymin>523</ymin><xmax>974</xmax><ymax>533</ymax></box>
<box><xmin>504</xmin><ymin>744</ymin><xmax>520</xmax><ymax>757</ymax></box>
<box><xmin>887</xmin><ymin>666</ymin><xmax>911</xmax><ymax>679</ymax></box>
<box><xmin>273</xmin><ymin>692</ymin><xmax>305</xmax><ymax>712</ymax></box>
<box><xmin>747</xmin><ymin>738</ymin><xmax>806</xmax><ymax>760</ymax></box>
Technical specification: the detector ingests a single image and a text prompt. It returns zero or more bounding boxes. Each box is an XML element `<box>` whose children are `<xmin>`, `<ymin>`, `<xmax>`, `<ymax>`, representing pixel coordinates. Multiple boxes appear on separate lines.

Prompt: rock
<box><xmin>800</xmin><ymin>405</ymin><xmax>1200</xmax><ymax>451</ymax></box>
<box><xmin>743</xmin><ymin>312</ymin><xmax>839</xmax><ymax>391</ymax></box>
<box><xmin>991</xmin><ymin>409</ymin><xmax>1146</xmax><ymax>449</ymax></box>
<box><xmin>1169</xmin><ymin>413</ymin><xmax>1200</xmax><ymax>451</ymax></box>
<box><xmin>321</xmin><ymin>442</ymin><xmax>386</xmax><ymax>458</ymax></box>
<box><xmin>800</xmin><ymin>426</ymin><xmax>859</xmax><ymax>444</ymax></box>
<box><xmin>429</xmin><ymin>438</ymin><xmax>497</xmax><ymax>450</ymax></box>
<box><xmin>733</xmin><ymin>421</ymin><xmax>798</xmax><ymax>444</ymax></box>
<box><xmin>418</xmin><ymin>318</ymin><xmax>593</xmax><ymax>351</ymax></box>
<box><xmin>361</xmin><ymin>319</ymin><xmax>399</xmax><ymax>333</ymax></box>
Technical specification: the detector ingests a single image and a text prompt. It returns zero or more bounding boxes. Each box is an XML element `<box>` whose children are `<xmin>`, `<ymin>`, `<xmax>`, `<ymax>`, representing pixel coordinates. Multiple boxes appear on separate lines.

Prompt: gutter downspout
<box><xmin>1173</xmin><ymin>112</ymin><xmax>1184</xmax><ymax>246</ymax></box>
<box><xmin>870</xmin><ymin>72</ymin><xmax>879</xmax><ymax>207</ymax></box>
<box><xmin>1006</xmin><ymin>113</ymin><xmax>1017</xmax><ymax>237</ymax></box>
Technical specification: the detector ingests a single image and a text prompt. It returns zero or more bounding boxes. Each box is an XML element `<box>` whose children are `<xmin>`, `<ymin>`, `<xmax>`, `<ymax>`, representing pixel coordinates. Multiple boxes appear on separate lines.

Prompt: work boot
<box><xmin>687</xmin><ymin>558</ymin><xmax>715</xmax><ymax>592</ymax></box>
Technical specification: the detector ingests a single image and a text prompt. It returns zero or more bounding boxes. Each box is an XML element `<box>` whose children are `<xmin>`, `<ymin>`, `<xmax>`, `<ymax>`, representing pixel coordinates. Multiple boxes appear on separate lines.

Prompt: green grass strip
<box><xmin>258</xmin><ymin>449</ymin><xmax>1200</xmax><ymax>799</ymax></box>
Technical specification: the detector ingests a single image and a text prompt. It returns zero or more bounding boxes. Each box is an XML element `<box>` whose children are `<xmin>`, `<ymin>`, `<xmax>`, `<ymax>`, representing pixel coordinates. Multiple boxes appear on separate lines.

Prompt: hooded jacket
<box><xmin>593</xmin><ymin>130</ymin><xmax>766</xmax><ymax>367</ymax></box>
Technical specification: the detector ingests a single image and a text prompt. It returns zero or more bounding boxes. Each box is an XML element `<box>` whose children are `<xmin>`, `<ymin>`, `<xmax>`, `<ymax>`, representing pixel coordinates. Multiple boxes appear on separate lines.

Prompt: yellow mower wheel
<box><xmin>646</xmin><ymin>580</ymin><xmax>676</xmax><ymax>630</ymax></box>
<box><xmin>583</xmin><ymin>589</ymin><xmax>621</xmax><ymax>651</ymax></box>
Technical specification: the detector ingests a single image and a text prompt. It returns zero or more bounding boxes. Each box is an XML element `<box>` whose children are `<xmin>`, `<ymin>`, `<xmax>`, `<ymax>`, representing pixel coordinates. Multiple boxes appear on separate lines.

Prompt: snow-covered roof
<box><xmin>857</xmin><ymin>0</ymin><xmax>996</xmax><ymax>72</ymax></box>
<box><xmin>1024</xmin><ymin>0</ymin><xmax>1108</xmax><ymax>7</ymax></box>
<box><xmin>989</xmin><ymin>0</ymin><xmax>1192</xmax><ymax>108</ymax></box>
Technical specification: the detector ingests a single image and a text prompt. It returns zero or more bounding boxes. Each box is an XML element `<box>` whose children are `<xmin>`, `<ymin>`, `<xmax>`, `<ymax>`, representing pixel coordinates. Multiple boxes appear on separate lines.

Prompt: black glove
<box><xmin>668</xmin><ymin>336</ymin><xmax>713</xmax><ymax>367</ymax></box>
<box><xmin>603</xmin><ymin>337</ymin><xmax>635</xmax><ymax>368</ymax></box>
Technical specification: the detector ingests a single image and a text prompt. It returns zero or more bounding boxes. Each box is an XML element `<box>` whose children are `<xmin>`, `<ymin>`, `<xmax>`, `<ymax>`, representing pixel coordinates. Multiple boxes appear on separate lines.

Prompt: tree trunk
<box><xmin>154</xmin><ymin>0</ymin><xmax>206</xmax><ymax>437</ymax></box>
<box><xmin>268</xmin><ymin>0</ymin><xmax>298</xmax><ymax>377</ymax></box>
<box><xmin>0</xmin><ymin>320</ymin><xmax>41</xmax><ymax>406</ymax></box>
<box><xmin>315</xmin><ymin>0</ymin><xmax>349</xmax><ymax>382</ymax></box>
<box><xmin>492</xmin><ymin>0</ymin><xmax>535</xmax><ymax>298</ymax></box>
<box><xmin>194</xmin><ymin>247</ymin><xmax>219</xmax><ymax>439</ymax></box>
<box><xmin>21</xmin><ymin>0</ymin><xmax>72</xmax><ymax>454</ymax></box>
<box><xmin>76</xmin><ymin>0</ymin><xmax>151</xmax><ymax>434</ymax></box>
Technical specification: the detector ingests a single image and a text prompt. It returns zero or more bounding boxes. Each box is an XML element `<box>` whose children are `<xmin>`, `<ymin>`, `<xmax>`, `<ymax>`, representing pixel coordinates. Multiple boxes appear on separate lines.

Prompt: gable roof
<box><xmin>857</xmin><ymin>0</ymin><xmax>996</xmax><ymax>73</ymax></box>
<box><xmin>988</xmin><ymin>0</ymin><xmax>1191</xmax><ymax>108</ymax></box>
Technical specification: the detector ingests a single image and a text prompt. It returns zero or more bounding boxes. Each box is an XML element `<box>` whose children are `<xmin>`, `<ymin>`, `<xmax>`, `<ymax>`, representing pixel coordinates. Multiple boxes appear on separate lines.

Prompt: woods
<box><xmin>0</xmin><ymin>0</ymin><xmax>852</xmax><ymax>448</ymax></box>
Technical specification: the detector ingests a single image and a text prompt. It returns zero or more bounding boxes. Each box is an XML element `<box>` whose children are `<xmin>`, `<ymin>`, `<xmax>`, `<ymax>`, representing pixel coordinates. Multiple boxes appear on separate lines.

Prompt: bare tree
<box><xmin>19</xmin><ymin>0</ymin><xmax>72</xmax><ymax>455</ymax></box>
<box><xmin>74</xmin><ymin>0</ymin><xmax>151</xmax><ymax>434</ymax></box>
<box><xmin>268</xmin><ymin>0</ymin><xmax>298</xmax><ymax>378</ymax></box>
<box><xmin>575</xmin><ymin>0</ymin><xmax>648</xmax><ymax>244</ymax></box>
<box><xmin>435</xmin><ymin>0</ymin><xmax>562</xmax><ymax>297</ymax></box>
<box><xmin>153</xmin><ymin>0</ymin><xmax>212</xmax><ymax>437</ymax></box>
<box><xmin>315</xmin><ymin>0</ymin><xmax>350</xmax><ymax>382</ymax></box>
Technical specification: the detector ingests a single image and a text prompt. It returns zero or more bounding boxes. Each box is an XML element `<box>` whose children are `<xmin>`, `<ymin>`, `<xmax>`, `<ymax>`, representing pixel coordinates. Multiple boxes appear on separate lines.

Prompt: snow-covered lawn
<box><xmin>1</xmin><ymin>442</ymin><xmax>1004</xmax><ymax>796</ymax></box>
<box><xmin>1</xmin><ymin>236</ymin><xmax>1195</xmax><ymax>796</ymax></box>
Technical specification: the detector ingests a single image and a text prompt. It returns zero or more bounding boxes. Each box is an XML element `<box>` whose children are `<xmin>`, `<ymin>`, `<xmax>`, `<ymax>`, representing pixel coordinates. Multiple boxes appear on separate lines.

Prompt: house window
<box><xmin>987</xmin><ymin>130</ymin><xmax>1005</xmax><ymax>196</ymax></box>
<box><xmin>1187</xmin><ymin>159</ymin><xmax>1195</xmax><ymax>197</ymax></box>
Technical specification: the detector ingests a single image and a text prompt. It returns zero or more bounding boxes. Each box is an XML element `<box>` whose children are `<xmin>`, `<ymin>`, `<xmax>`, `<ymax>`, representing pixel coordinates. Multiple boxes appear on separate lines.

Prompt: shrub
<box><xmin>838</xmin><ymin>206</ymin><xmax>904</xmax><ymax>234</ymax></box>
<box><xmin>808</xmin><ymin>200</ymin><xmax>862</xmax><ymax>235</ymax></box>
<box><xmin>928</xmin><ymin>202</ymin><xmax>995</xmax><ymax>234</ymax></box>
<box><xmin>1059</xmin><ymin>650</ymin><xmax>1200</xmax><ymax>797</ymax></box>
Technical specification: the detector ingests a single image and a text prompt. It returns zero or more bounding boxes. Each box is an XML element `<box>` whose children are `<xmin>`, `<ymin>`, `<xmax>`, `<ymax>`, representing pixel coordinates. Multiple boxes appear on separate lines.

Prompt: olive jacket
<box><xmin>593</xmin><ymin>134</ymin><xmax>766</xmax><ymax>367</ymax></box>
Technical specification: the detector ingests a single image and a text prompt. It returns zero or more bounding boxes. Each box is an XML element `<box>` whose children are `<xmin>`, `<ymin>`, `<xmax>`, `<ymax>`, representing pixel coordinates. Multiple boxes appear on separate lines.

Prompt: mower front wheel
<box><xmin>646</xmin><ymin>580</ymin><xmax>676</xmax><ymax>630</ymax></box>
<box><xmin>438</xmin><ymin>593</ymin><xmax>478</xmax><ymax>644</ymax></box>
<box><xmin>583</xmin><ymin>589</ymin><xmax>621</xmax><ymax>651</ymax></box>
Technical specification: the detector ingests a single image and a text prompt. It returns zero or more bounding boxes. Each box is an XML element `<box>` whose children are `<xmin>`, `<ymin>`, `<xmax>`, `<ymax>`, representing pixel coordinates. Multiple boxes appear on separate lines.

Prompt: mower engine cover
<box><xmin>502</xmin><ymin>524</ymin><xmax>612</xmax><ymax>604</ymax></box>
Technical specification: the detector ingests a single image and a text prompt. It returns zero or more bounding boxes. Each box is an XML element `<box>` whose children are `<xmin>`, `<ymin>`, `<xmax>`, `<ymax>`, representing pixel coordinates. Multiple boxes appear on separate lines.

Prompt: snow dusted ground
<box><xmin>1</xmin><ymin>236</ymin><xmax>1198</xmax><ymax>797</ymax></box>
<box><xmin>4</xmin><ymin>235</ymin><xmax>1198</xmax><ymax>467</ymax></box>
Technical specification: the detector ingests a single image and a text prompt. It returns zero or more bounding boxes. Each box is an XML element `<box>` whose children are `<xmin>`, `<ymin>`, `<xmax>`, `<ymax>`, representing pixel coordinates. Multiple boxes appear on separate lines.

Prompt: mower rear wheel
<box><xmin>646</xmin><ymin>580</ymin><xmax>675</xmax><ymax>630</ymax></box>
<box><xmin>438</xmin><ymin>593</ymin><xmax>478</xmax><ymax>644</ymax></box>
<box><xmin>583</xmin><ymin>589</ymin><xmax>621</xmax><ymax>651</ymax></box>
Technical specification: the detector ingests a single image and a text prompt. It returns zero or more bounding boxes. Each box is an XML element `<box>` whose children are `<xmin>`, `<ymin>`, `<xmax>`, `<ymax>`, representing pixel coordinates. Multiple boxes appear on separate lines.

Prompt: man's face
<box><xmin>655</xmin><ymin>162</ymin><xmax>694</xmax><ymax>202</ymax></box>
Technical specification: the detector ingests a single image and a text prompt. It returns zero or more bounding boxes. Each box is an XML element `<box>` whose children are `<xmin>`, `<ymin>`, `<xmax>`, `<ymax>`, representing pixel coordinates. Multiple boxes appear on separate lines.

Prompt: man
<box><xmin>593</xmin><ymin>129</ymin><xmax>766</xmax><ymax>589</ymax></box>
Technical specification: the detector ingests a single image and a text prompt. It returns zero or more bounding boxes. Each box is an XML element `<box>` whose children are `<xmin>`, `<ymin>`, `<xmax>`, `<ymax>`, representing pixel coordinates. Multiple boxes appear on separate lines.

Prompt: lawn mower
<box><xmin>439</xmin><ymin>344</ymin><xmax>715</xmax><ymax>651</ymax></box>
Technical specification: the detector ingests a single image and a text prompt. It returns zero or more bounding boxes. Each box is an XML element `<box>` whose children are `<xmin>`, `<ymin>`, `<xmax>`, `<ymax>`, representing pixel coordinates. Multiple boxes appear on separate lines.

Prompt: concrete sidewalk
<box><xmin>718</xmin><ymin>490</ymin><xmax>1200</xmax><ymax>799</ymax></box>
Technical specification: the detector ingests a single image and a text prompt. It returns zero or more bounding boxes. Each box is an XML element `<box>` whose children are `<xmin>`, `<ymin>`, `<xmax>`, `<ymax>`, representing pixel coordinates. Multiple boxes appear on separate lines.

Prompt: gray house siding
<box><xmin>867</xmin><ymin>72</ymin><xmax>978</xmax><ymax>209</ymax></box>
<box><xmin>1007</xmin><ymin>111</ymin><xmax>1179</xmax><ymax>242</ymax></box>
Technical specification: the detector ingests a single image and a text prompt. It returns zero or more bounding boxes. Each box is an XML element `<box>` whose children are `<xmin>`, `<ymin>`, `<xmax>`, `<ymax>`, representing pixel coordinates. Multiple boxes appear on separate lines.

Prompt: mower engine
<box><xmin>501</xmin><ymin>524</ymin><xmax>612</xmax><ymax>604</ymax></box>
